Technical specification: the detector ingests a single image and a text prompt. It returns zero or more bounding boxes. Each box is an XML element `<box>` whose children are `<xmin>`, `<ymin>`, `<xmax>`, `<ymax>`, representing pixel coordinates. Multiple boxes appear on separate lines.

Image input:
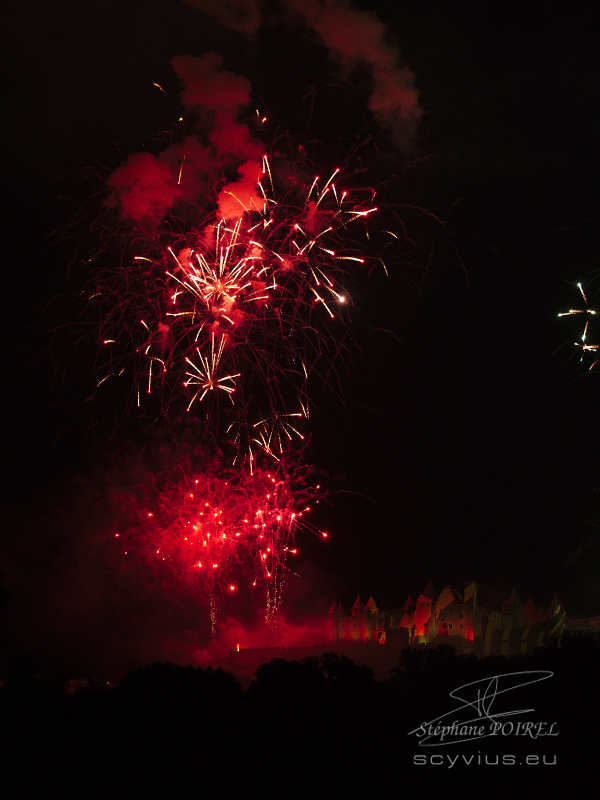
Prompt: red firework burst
<box><xmin>113</xmin><ymin>450</ymin><xmax>325</xmax><ymax>630</ymax></box>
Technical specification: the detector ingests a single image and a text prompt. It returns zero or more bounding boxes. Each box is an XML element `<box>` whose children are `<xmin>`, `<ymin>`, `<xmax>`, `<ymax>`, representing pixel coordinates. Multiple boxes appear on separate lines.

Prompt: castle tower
<box><xmin>464</xmin><ymin>581</ymin><xmax>477</xmax><ymax>644</ymax></box>
<box><xmin>351</xmin><ymin>594</ymin><xmax>365</xmax><ymax>617</ymax></box>
<box><xmin>523</xmin><ymin>598</ymin><xmax>537</xmax><ymax>626</ymax></box>
<box><xmin>502</xmin><ymin>587</ymin><xmax>523</xmax><ymax>628</ymax></box>
<box><xmin>327</xmin><ymin>600</ymin><xmax>341</xmax><ymax>641</ymax></box>
<box><xmin>365</xmin><ymin>596</ymin><xmax>381</xmax><ymax>642</ymax></box>
<box><xmin>545</xmin><ymin>594</ymin><xmax>567</xmax><ymax>638</ymax></box>
<box><xmin>415</xmin><ymin>581</ymin><xmax>438</xmax><ymax>637</ymax></box>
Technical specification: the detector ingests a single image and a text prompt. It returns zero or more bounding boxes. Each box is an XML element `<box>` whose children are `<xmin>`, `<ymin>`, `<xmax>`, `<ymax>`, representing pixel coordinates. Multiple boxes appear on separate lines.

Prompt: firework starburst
<box><xmin>91</xmin><ymin>157</ymin><xmax>377</xmax><ymax>462</ymax></box>
<box><xmin>559</xmin><ymin>282</ymin><xmax>599</xmax><ymax>370</ymax></box>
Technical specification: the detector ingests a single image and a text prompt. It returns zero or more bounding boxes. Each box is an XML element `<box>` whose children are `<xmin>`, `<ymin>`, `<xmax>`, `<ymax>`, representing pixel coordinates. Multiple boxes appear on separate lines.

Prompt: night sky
<box><xmin>3</xmin><ymin>0</ymin><xmax>599</xmax><ymax>674</ymax></box>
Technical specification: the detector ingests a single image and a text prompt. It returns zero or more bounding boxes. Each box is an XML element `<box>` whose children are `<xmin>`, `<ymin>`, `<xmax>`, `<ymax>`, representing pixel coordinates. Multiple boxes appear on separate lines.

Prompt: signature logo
<box><xmin>408</xmin><ymin>671</ymin><xmax>559</xmax><ymax>746</ymax></box>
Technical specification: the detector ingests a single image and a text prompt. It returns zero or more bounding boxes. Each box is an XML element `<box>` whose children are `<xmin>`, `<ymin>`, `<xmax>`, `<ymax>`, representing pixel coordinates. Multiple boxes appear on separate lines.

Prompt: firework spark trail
<box><xmin>184</xmin><ymin>333</ymin><xmax>240</xmax><ymax>410</ymax></box>
<box><xmin>559</xmin><ymin>282</ymin><xmax>599</xmax><ymax>370</ymax></box>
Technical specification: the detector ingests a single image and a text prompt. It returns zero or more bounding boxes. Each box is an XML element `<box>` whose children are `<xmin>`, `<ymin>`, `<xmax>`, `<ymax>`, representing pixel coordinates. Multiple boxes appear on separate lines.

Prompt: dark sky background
<box><xmin>3</xmin><ymin>0</ymin><xmax>599</xmax><ymax>676</ymax></box>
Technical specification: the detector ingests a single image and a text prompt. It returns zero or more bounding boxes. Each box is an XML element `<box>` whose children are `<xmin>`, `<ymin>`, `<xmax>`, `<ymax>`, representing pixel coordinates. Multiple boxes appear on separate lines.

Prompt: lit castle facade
<box><xmin>327</xmin><ymin>582</ymin><xmax>569</xmax><ymax>657</ymax></box>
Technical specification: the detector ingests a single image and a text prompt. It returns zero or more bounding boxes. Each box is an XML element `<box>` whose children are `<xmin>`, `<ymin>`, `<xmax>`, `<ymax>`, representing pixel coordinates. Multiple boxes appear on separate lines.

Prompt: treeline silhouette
<box><xmin>1</xmin><ymin>634</ymin><xmax>597</xmax><ymax>793</ymax></box>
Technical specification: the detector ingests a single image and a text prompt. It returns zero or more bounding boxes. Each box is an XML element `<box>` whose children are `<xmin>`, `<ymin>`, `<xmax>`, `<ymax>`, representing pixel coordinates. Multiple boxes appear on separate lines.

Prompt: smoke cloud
<box><xmin>107</xmin><ymin>0</ymin><xmax>420</xmax><ymax>227</ymax></box>
<box><xmin>287</xmin><ymin>0</ymin><xmax>420</xmax><ymax>143</ymax></box>
<box><xmin>107</xmin><ymin>153</ymin><xmax>183</xmax><ymax>225</ymax></box>
<box><xmin>107</xmin><ymin>137</ymin><xmax>214</xmax><ymax>225</ymax></box>
<box><xmin>171</xmin><ymin>52</ymin><xmax>252</xmax><ymax>113</ymax></box>
<box><xmin>215</xmin><ymin>159</ymin><xmax>264</xmax><ymax>220</ymax></box>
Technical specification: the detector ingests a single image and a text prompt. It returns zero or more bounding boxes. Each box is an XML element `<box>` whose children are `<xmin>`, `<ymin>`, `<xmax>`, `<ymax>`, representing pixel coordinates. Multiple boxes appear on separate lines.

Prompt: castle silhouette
<box><xmin>327</xmin><ymin>581</ymin><xmax>568</xmax><ymax>656</ymax></box>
